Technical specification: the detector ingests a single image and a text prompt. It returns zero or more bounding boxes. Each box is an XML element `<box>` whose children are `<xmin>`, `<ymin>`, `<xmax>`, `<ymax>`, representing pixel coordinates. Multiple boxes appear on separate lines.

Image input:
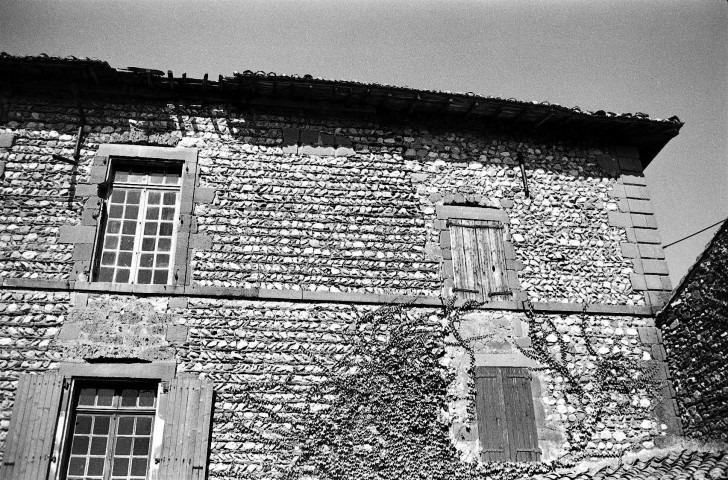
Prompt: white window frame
<box><xmin>95</xmin><ymin>162</ymin><xmax>182</xmax><ymax>285</ymax></box>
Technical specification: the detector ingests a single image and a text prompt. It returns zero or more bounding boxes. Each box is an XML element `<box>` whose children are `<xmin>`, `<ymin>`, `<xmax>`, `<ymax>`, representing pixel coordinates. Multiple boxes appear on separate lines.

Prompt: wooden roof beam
<box><xmin>533</xmin><ymin>111</ymin><xmax>554</xmax><ymax>128</ymax></box>
<box><xmin>463</xmin><ymin>101</ymin><xmax>479</xmax><ymax>117</ymax></box>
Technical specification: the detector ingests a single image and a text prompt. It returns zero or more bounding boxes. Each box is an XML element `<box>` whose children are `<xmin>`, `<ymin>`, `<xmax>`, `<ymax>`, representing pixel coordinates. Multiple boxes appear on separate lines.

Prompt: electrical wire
<box><xmin>662</xmin><ymin>216</ymin><xmax>727</xmax><ymax>249</ymax></box>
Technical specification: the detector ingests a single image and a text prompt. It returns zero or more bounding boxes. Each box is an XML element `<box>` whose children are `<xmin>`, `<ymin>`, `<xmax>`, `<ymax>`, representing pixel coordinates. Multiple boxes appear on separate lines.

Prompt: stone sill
<box><xmin>2</xmin><ymin>277</ymin><xmax>657</xmax><ymax>316</ymax></box>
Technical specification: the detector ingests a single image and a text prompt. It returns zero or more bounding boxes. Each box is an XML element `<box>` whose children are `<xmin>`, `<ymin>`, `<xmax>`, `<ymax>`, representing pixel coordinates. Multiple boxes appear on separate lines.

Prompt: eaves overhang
<box><xmin>0</xmin><ymin>53</ymin><xmax>683</xmax><ymax>168</ymax></box>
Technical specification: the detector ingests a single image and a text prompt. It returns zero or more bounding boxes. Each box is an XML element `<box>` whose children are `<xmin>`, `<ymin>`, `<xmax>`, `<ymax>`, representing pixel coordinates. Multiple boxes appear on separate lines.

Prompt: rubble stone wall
<box><xmin>657</xmin><ymin>223</ymin><xmax>728</xmax><ymax>441</ymax></box>
<box><xmin>0</xmin><ymin>290</ymin><xmax>676</xmax><ymax>477</ymax></box>
<box><xmin>0</xmin><ymin>94</ymin><xmax>654</xmax><ymax>304</ymax></box>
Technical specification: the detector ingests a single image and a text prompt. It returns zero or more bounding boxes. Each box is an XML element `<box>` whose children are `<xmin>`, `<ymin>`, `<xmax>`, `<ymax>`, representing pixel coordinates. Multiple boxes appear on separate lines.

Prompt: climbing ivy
<box><xmin>233</xmin><ymin>299</ymin><xmax>658</xmax><ymax>478</ymax></box>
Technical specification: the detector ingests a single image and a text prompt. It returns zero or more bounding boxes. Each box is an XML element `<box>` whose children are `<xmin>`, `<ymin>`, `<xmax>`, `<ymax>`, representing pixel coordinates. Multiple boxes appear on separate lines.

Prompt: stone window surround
<box><xmin>436</xmin><ymin>204</ymin><xmax>526</xmax><ymax>304</ymax></box>
<box><xmin>59</xmin><ymin>144</ymin><xmax>215</xmax><ymax>294</ymax></box>
<box><xmin>48</xmin><ymin>362</ymin><xmax>176</xmax><ymax>480</ymax></box>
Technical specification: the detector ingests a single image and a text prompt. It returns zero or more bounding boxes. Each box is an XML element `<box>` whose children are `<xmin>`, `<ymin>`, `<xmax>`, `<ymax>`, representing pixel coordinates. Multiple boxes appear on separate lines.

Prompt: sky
<box><xmin>1</xmin><ymin>0</ymin><xmax>726</xmax><ymax>286</ymax></box>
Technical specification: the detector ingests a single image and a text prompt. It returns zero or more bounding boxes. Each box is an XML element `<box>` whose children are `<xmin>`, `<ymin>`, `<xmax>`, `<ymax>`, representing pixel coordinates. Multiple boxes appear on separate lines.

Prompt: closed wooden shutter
<box><xmin>501</xmin><ymin>367</ymin><xmax>540</xmax><ymax>462</ymax></box>
<box><xmin>157</xmin><ymin>376</ymin><xmax>214</xmax><ymax>480</ymax></box>
<box><xmin>1</xmin><ymin>372</ymin><xmax>65</xmax><ymax>480</ymax></box>
<box><xmin>450</xmin><ymin>221</ymin><xmax>482</xmax><ymax>302</ymax></box>
<box><xmin>474</xmin><ymin>367</ymin><xmax>540</xmax><ymax>462</ymax></box>
<box><xmin>475</xmin><ymin>367</ymin><xmax>508</xmax><ymax>462</ymax></box>
<box><xmin>449</xmin><ymin>220</ymin><xmax>510</xmax><ymax>302</ymax></box>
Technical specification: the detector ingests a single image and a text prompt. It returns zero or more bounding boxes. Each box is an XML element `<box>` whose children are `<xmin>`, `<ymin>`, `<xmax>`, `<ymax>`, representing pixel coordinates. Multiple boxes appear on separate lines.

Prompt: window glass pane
<box><xmin>159</xmin><ymin>223</ymin><xmax>173</xmax><ymax>236</ymax></box>
<box><xmin>112</xmin><ymin>457</ymin><xmax>129</xmax><ymax>476</ymax></box>
<box><xmin>128</xmin><ymin>170</ymin><xmax>145</xmax><ymax>183</ymax></box>
<box><xmin>101</xmin><ymin>252</ymin><xmax>116</xmax><ymax>266</ymax></box>
<box><xmin>136</xmin><ymin>417</ymin><xmax>152</xmax><ymax>435</ymax></box>
<box><xmin>161</xmin><ymin>207</ymin><xmax>175</xmax><ymax>220</ymax></box>
<box><xmin>133</xmin><ymin>437</ymin><xmax>150</xmax><ymax>456</ymax></box>
<box><xmin>158</xmin><ymin>238</ymin><xmax>171</xmax><ymax>252</ymax></box>
<box><xmin>118</xmin><ymin>417</ymin><xmax>135</xmax><ymax>435</ymax></box>
<box><xmin>107</xmin><ymin>220</ymin><xmax>121</xmax><ymax>234</ymax></box>
<box><xmin>87</xmin><ymin>457</ymin><xmax>105</xmax><ymax>476</ymax></box>
<box><xmin>68</xmin><ymin>457</ymin><xmax>86</xmax><ymax>476</ymax></box>
<box><xmin>121</xmin><ymin>389</ymin><xmax>139</xmax><ymax>407</ymax></box>
<box><xmin>131</xmin><ymin>457</ymin><xmax>148</xmax><ymax>476</ymax></box>
<box><xmin>127</xmin><ymin>190</ymin><xmax>141</xmax><ymax>204</ymax></box>
<box><xmin>163</xmin><ymin>192</ymin><xmax>176</xmax><ymax>206</ymax></box>
<box><xmin>96</xmin><ymin>389</ymin><xmax>114</xmax><ymax>406</ymax></box>
<box><xmin>109</xmin><ymin>205</ymin><xmax>123</xmax><ymax>218</ymax></box>
<box><xmin>114</xmin><ymin>170</ymin><xmax>129</xmax><ymax>183</ymax></box>
<box><xmin>142</xmin><ymin>238</ymin><xmax>156</xmax><ymax>251</ymax></box>
<box><xmin>157</xmin><ymin>255</ymin><xmax>170</xmax><ymax>268</ymax></box>
<box><xmin>153</xmin><ymin>270</ymin><xmax>168</xmax><ymax>285</ymax></box>
<box><xmin>71</xmin><ymin>435</ymin><xmax>90</xmax><ymax>455</ymax></box>
<box><xmin>93</xmin><ymin>416</ymin><xmax>111</xmax><ymax>434</ymax></box>
<box><xmin>149</xmin><ymin>171</ymin><xmax>164</xmax><ymax>184</ymax></box>
<box><xmin>115</xmin><ymin>269</ymin><xmax>130</xmax><ymax>283</ymax></box>
<box><xmin>147</xmin><ymin>192</ymin><xmax>161</xmax><ymax>205</ymax></box>
<box><xmin>119</xmin><ymin>236</ymin><xmax>135</xmax><ymax>251</ymax></box>
<box><xmin>125</xmin><ymin>206</ymin><xmax>139</xmax><ymax>220</ymax></box>
<box><xmin>90</xmin><ymin>437</ymin><xmax>107</xmax><ymax>455</ymax></box>
<box><xmin>118</xmin><ymin>253</ymin><xmax>133</xmax><ymax>268</ymax></box>
<box><xmin>140</xmin><ymin>254</ymin><xmax>154</xmax><ymax>268</ymax></box>
<box><xmin>97</xmin><ymin>268</ymin><xmax>114</xmax><ymax>282</ymax></box>
<box><xmin>104</xmin><ymin>236</ymin><xmax>119</xmax><ymax>249</ymax></box>
<box><xmin>110</xmin><ymin>190</ymin><xmax>126</xmax><ymax>203</ymax></box>
<box><xmin>146</xmin><ymin>207</ymin><xmax>159</xmax><ymax>220</ymax></box>
<box><xmin>122</xmin><ymin>221</ymin><xmax>136</xmax><ymax>235</ymax></box>
<box><xmin>78</xmin><ymin>389</ymin><xmax>96</xmax><ymax>406</ymax></box>
<box><xmin>164</xmin><ymin>170</ymin><xmax>181</xmax><ymax>185</ymax></box>
<box><xmin>115</xmin><ymin>437</ymin><xmax>132</xmax><ymax>456</ymax></box>
<box><xmin>139</xmin><ymin>390</ymin><xmax>155</xmax><ymax>407</ymax></box>
<box><xmin>143</xmin><ymin>223</ymin><xmax>158</xmax><ymax>235</ymax></box>
<box><xmin>137</xmin><ymin>269</ymin><xmax>152</xmax><ymax>284</ymax></box>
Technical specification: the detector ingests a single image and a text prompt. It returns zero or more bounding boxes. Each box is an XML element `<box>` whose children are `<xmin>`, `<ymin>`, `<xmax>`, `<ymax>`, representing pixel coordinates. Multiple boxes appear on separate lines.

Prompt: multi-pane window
<box><xmin>65</xmin><ymin>383</ymin><xmax>157</xmax><ymax>480</ymax></box>
<box><xmin>96</xmin><ymin>164</ymin><xmax>181</xmax><ymax>284</ymax></box>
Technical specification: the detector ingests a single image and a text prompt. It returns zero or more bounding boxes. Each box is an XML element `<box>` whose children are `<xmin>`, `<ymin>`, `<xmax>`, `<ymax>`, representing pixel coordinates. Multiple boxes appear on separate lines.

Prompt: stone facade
<box><xmin>0</xmin><ymin>56</ymin><xmax>686</xmax><ymax>479</ymax></box>
<box><xmin>657</xmin><ymin>221</ymin><xmax>728</xmax><ymax>442</ymax></box>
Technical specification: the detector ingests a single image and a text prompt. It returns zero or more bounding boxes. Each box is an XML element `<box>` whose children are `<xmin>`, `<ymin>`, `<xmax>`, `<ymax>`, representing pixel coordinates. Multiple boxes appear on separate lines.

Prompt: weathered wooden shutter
<box><xmin>157</xmin><ymin>376</ymin><xmax>214</xmax><ymax>480</ymax></box>
<box><xmin>450</xmin><ymin>220</ymin><xmax>510</xmax><ymax>302</ymax></box>
<box><xmin>475</xmin><ymin>222</ymin><xmax>509</xmax><ymax>300</ymax></box>
<box><xmin>501</xmin><ymin>367</ymin><xmax>540</xmax><ymax>462</ymax></box>
<box><xmin>1</xmin><ymin>372</ymin><xmax>65</xmax><ymax>480</ymax></box>
<box><xmin>474</xmin><ymin>367</ymin><xmax>540</xmax><ymax>462</ymax></box>
<box><xmin>474</xmin><ymin>367</ymin><xmax>508</xmax><ymax>462</ymax></box>
<box><xmin>450</xmin><ymin>221</ymin><xmax>483</xmax><ymax>302</ymax></box>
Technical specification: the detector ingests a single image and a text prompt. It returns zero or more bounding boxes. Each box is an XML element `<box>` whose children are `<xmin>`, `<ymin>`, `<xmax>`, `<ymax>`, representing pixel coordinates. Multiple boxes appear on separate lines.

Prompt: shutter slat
<box><xmin>475</xmin><ymin>226</ymin><xmax>510</xmax><ymax>301</ymax></box>
<box><xmin>475</xmin><ymin>367</ymin><xmax>508</xmax><ymax>462</ymax></box>
<box><xmin>450</xmin><ymin>225</ymin><xmax>481</xmax><ymax>302</ymax></box>
<box><xmin>159</xmin><ymin>376</ymin><xmax>214</xmax><ymax>480</ymax></box>
<box><xmin>1</xmin><ymin>372</ymin><xmax>64</xmax><ymax>480</ymax></box>
<box><xmin>193</xmin><ymin>380</ymin><xmax>214</xmax><ymax>479</ymax></box>
<box><xmin>173</xmin><ymin>376</ymin><xmax>191</xmax><ymax>478</ymax></box>
<box><xmin>502</xmin><ymin>367</ymin><xmax>540</xmax><ymax>462</ymax></box>
<box><xmin>183</xmin><ymin>379</ymin><xmax>201</xmax><ymax>474</ymax></box>
<box><xmin>4</xmin><ymin>373</ymin><xmax>30</xmax><ymax>467</ymax></box>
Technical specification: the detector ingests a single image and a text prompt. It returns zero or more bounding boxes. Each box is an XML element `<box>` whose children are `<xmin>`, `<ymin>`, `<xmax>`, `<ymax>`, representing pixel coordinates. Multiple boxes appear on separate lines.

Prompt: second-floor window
<box><xmin>95</xmin><ymin>164</ymin><xmax>181</xmax><ymax>284</ymax></box>
<box><xmin>449</xmin><ymin>219</ymin><xmax>510</xmax><ymax>302</ymax></box>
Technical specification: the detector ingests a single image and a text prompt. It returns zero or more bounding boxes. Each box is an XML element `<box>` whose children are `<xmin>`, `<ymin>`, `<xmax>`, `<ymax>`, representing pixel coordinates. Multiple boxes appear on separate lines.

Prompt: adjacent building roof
<box><xmin>657</xmin><ymin>218</ymin><xmax>728</xmax><ymax>321</ymax></box>
<box><xmin>0</xmin><ymin>52</ymin><xmax>682</xmax><ymax>167</ymax></box>
<box><xmin>532</xmin><ymin>449</ymin><xmax>728</xmax><ymax>480</ymax></box>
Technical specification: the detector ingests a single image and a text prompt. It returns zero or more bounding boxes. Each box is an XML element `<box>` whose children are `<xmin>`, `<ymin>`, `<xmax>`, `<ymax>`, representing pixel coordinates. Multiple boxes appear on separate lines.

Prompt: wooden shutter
<box><xmin>450</xmin><ymin>221</ymin><xmax>482</xmax><ymax>302</ymax></box>
<box><xmin>1</xmin><ymin>372</ymin><xmax>65</xmax><ymax>480</ymax></box>
<box><xmin>475</xmin><ymin>223</ymin><xmax>509</xmax><ymax>301</ymax></box>
<box><xmin>449</xmin><ymin>220</ymin><xmax>510</xmax><ymax>302</ymax></box>
<box><xmin>474</xmin><ymin>367</ymin><xmax>540</xmax><ymax>462</ymax></box>
<box><xmin>475</xmin><ymin>367</ymin><xmax>508</xmax><ymax>462</ymax></box>
<box><xmin>157</xmin><ymin>376</ymin><xmax>214</xmax><ymax>480</ymax></box>
<box><xmin>501</xmin><ymin>367</ymin><xmax>540</xmax><ymax>461</ymax></box>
